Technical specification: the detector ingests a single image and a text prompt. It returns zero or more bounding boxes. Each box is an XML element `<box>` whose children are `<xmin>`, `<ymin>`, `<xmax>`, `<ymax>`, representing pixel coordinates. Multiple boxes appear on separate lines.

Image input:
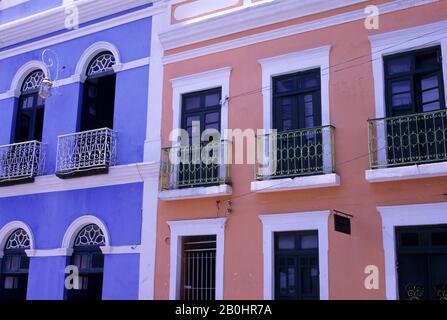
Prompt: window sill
<box><xmin>159</xmin><ymin>184</ymin><xmax>232</xmax><ymax>201</ymax></box>
<box><xmin>365</xmin><ymin>161</ymin><xmax>447</xmax><ymax>183</ymax></box>
<box><xmin>251</xmin><ymin>173</ymin><xmax>340</xmax><ymax>193</ymax></box>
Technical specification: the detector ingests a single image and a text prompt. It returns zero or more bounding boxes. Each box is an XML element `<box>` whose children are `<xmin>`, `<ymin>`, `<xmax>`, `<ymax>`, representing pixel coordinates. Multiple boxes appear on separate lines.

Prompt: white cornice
<box><xmin>0</xmin><ymin>0</ymin><xmax>29</xmax><ymax>11</ymax></box>
<box><xmin>160</xmin><ymin>0</ymin><xmax>368</xmax><ymax>50</ymax></box>
<box><xmin>0</xmin><ymin>2</ymin><xmax>166</xmax><ymax>60</ymax></box>
<box><xmin>163</xmin><ymin>0</ymin><xmax>437</xmax><ymax>64</ymax></box>
<box><xmin>0</xmin><ymin>0</ymin><xmax>153</xmax><ymax>49</ymax></box>
<box><xmin>0</xmin><ymin>162</ymin><xmax>159</xmax><ymax>198</ymax></box>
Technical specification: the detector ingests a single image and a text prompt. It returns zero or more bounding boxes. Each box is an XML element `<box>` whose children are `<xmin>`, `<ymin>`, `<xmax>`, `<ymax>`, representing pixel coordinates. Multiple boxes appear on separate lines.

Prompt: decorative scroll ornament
<box><xmin>87</xmin><ymin>52</ymin><xmax>116</xmax><ymax>77</ymax></box>
<box><xmin>75</xmin><ymin>224</ymin><xmax>106</xmax><ymax>247</ymax></box>
<box><xmin>22</xmin><ymin>70</ymin><xmax>44</xmax><ymax>93</ymax></box>
<box><xmin>39</xmin><ymin>49</ymin><xmax>60</xmax><ymax>100</ymax></box>
<box><xmin>406</xmin><ymin>284</ymin><xmax>423</xmax><ymax>300</ymax></box>
<box><xmin>436</xmin><ymin>284</ymin><xmax>447</xmax><ymax>301</ymax></box>
<box><xmin>5</xmin><ymin>229</ymin><xmax>31</xmax><ymax>250</ymax></box>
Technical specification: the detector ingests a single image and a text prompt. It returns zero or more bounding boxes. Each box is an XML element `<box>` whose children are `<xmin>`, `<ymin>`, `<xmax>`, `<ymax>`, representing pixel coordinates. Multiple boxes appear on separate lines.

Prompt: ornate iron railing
<box><xmin>56</xmin><ymin>128</ymin><xmax>117</xmax><ymax>177</ymax></box>
<box><xmin>368</xmin><ymin>109</ymin><xmax>447</xmax><ymax>169</ymax></box>
<box><xmin>0</xmin><ymin>141</ymin><xmax>45</xmax><ymax>184</ymax></box>
<box><xmin>161</xmin><ymin>140</ymin><xmax>231</xmax><ymax>190</ymax></box>
<box><xmin>255</xmin><ymin>125</ymin><xmax>335</xmax><ymax>180</ymax></box>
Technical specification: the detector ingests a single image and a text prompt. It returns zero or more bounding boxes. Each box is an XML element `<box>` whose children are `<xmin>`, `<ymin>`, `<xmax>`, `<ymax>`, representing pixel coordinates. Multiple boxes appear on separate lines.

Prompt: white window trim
<box><xmin>377</xmin><ymin>202</ymin><xmax>447</xmax><ymax>300</ymax></box>
<box><xmin>167</xmin><ymin>218</ymin><xmax>226</xmax><ymax>300</ymax></box>
<box><xmin>367</xmin><ymin>20</ymin><xmax>447</xmax><ymax>176</ymax></box>
<box><xmin>62</xmin><ymin>215</ymin><xmax>111</xmax><ymax>249</ymax></box>
<box><xmin>0</xmin><ymin>220</ymin><xmax>35</xmax><ymax>258</ymax></box>
<box><xmin>259</xmin><ymin>210</ymin><xmax>330</xmax><ymax>300</ymax></box>
<box><xmin>0</xmin><ymin>0</ymin><xmax>28</xmax><ymax>10</ymax></box>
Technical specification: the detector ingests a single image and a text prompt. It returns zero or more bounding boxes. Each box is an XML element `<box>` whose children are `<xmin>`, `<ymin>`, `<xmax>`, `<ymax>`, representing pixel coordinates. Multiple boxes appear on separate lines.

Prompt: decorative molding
<box><xmin>0</xmin><ymin>3</ymin><xmax>165</xmax><ymax>60</ymax></box>
<box><xmin>159</xmin><ymin>184</ymin><xmax>232</xmax><ymax>201</ymax></box>
<box><xmin>173</xmin><ymin>0</ymin><xmax>240</xmax><ymax>21</ymax></box>
<box><xmin>100</xmin><ymin>245</ymin><xmax>141</xmax><ymax>255</ymax></box>
<box><xmin>259</xmin><ymin>211</ymin><xmax>330</xmax><ymax>300</ymax></box>
<box><xmin>0</xmin><ymin>0</ymin><xmax>29</xmax><ymax>10</ymax></box>
<box><xmin>163</xmin><ymin>0</ymin><xmax>437</xmax><ymax>64</ymax></box>
<box><xmin>171</xmin><ymin>67</ymin><xmax>232</xmax><ymax>143</ymax></box>
<box><xmin>160</xmin><ymin>0</ymin><xmax>368</xmax><ymax>50</ymax></box>
<box><xmin>10</xmin><ymin>60</ymin><xmax>49</xmax><ymax>94</ymax></box>
<box><xmin>0</xmin><ymin>162</ymin><xmax>159</xmax><ymax>198</ymax></box>
<box><xmin>0</xmin><ymin>220</ymin><xmax>35</xmax><ymax>258</ymax></box>
<box><xmin>25</xmin><ymin>248</ymin><xmax>73</xmax><ymax>257</ymax></box>
<box><xmin>62</xmin><ymin>215</ymin><xmax>110</xmax><ymax>249</ymax></box>
<box><xmin>167</xmin><ymin>218</ymin><xmax>227</xmax><ymax>300</ymax></box>
<box><xmin>0</xmin><ymin>0</ymin><xmax>155</xmax><ymax>50</ymax></box>
<box><xmin>378</xmin><ymin>202</ymin><xmax>447</xmax><ymax>300</ymax></box>
<box><xmin>365</xmin><ymin>161</ymin><xmax>447</xmax><ymax>183</ymax></box>
<box><xmin>251</xmin><ymin>173</ymin><xmax>340</xmax><ymax>193</ymax></box>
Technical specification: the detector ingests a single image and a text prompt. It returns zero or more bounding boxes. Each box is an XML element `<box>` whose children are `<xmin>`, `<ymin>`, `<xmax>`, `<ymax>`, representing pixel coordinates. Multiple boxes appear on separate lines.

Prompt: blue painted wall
<box><xmin>26</xmin><ymin>256</ymin><xmax>67</xmax><ymax>300</ymax></box>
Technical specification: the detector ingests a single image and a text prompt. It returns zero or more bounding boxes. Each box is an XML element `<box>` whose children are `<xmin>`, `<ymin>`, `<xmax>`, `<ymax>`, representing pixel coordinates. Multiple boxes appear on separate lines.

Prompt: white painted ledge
<box><xmin>365</xmin><ymin>161</ymin><xmax>447</xmax><ymax>183</ymax></box>
<box><xmin>159</xmin><ymin>184</ymin><xmax>232</xmax><ymax>201</ymax></box>
<box><xmin>251</xmin><ymin>173</ymin><xmax>340</xmax><ymax>193</ymax></box>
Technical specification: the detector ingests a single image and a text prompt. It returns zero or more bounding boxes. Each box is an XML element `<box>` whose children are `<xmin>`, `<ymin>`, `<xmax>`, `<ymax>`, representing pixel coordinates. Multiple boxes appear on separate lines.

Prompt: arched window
<box><xmin>66</xmin><ymin>224</ymin><xmax>105</xmax><ymax>300</ymax></box>
<box><xmin>14</xmin><ymin>70</ymin><xmax>46</xmax><ymax>143</ymax></box>
<box><xmin>80</xmin><ymin>52</ymin><xmax>116</xmax><ymax>131</ymax></box>
<box><xmin>0</xmin><ymin>229</ymin><xmax>30</xmax><ymax>300</ymax></box>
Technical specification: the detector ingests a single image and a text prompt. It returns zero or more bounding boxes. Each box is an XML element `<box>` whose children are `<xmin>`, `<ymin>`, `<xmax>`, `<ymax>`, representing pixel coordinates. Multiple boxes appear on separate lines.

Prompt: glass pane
<box><xmin>392</xmin><ymin>93</ymin><xmax>412</xmax><ymax>107</ymax></box>
<box><xmin>301</xmin><ymin>75</ymin><xmax>319</xmax><ymax>89</ymax></box>
<box><xmin>205</xmin><ymin>123</ymin><xmax>219</xmax><ymax>131</ymax></box>
<box><xmin>276</xmin><ymin>77</ymin><xmax>295</xmax><ymax>93</ymax></box>
<box><xmin>387</xmin><ymin>56</ymin><xmax>411</xmax><ymax>75</ymax></box>
<box><xmin>423</xmin><ymin>101</ymin><xmax>441</xmax><ymax>112</ymax></box>
<box><xmin>88</xmin><ymin>86</ymin><xmax>97</xmax><ymax>98</ymax></box>
<box><xmin>205</xmin><ymin>112</ymin><xmax>219</xmax><ymax>124</ymax></box>
<box><xmin>80</xmin><ymin>254</ymin><xmax>89</xmax><ymax>269</ymax></box>
<box><xmin>432</xmin><ymin>232</ymin><xmax>447</xmax><ymax>246</ymax></box>
<box><xmin>21</xmin><ymin>96</ymin><xmax>34</xmax><ymax>110</ymax></box>
<box><xmin>391</xmin><ymin>80</ymin><xmax>411</xmax><ymax>94</ymax></box>
<box><xmin>186</xmin><ymin>116</ymin><xmax>200</xmax><ymax>127</ymax></box>
<box><xmin>184</xmin><ymin>96</ymin><xmax>200</xmax><ymax>111</ymax></box>
<box><xmin>421</xmin><ymin>75</ymin><xmax>439</xmax><ymax>90</ymax></box>
<box><xmin>301</xmin><ymin>235</ymin><xmax>318</xmax><ymax>249</ymax></box>
<box><xmin>20</xmin><ymin>256</ymin><xmax>30</xmax><ymax>270</ymax></box>
<box><xmin>401</xmin><ymin>233</ymin><xmax>419</xmax><ymax>247</ymax></box>
<box><xmin>91</xmin><ymin>254</ymin><xmax>104</xmax><ymax>269</ymax></box>
<box><xmin>72</xmin><ymin>254</ymin><xmax>82</xmax><ymax>268</ymax></box>
<box><xmin>422</xmin><ymin>88</ymin><xmax>439</xmax><ymax>103</ymax></box>
<box><xmin>288</xmin><ymin>267</ymin><xmax>296</xmax><ymax>293</ymax></box>
<box><xmin>304</xmin><ymin>95</ymin><xmax>314</xmax><ymax>128</ymax></box>
<box><xmin>205</xmin><ymin>92</ymin><xmax>221</xmax><ymax>107</ymax></box>
<box><xmin>416</xmin><ymin>51</ymin><xmax>438</xmax><ymax>69</ymax></box>
<box><xmin>4</xmin><ymin>276</ymin><xmax>18</xmax><ymax>290</ymax></box>
<box><xmin>278</xmin><ymin>234</ymin><xmax>295</xmax><ymax>250</ymax></box>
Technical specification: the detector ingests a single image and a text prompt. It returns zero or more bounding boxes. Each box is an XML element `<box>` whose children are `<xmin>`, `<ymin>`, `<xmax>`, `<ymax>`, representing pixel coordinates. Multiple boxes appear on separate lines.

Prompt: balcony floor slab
<box><xmin>251</xmin><ymin>173</ymin><xmax>340</xmax><ymax>193</ymax></box>
<box><xmin>159</xmin><ymin>184</ymin><xmax>232</xmax><ymax>201</ymax></box>
<box><xmin>365</xmin><ymin>161</ymin><xmax>447</xmax><ymax>183</ymax></box>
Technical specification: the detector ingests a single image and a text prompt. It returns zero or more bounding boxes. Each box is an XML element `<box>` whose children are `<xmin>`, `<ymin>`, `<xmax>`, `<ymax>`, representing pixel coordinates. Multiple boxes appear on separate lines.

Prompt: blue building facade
<box><xmin>0</xmin><ymin>0</ymin><xmax>164</xmax><ymax>300</ymax></box>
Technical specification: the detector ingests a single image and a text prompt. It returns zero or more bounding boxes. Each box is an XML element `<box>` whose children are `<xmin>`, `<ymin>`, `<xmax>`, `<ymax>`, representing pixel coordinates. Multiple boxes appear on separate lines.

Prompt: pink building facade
<box><xmin>153</xmin><ymin>0</ymin><xmax>447</xmax><ymax>300</ymax></box>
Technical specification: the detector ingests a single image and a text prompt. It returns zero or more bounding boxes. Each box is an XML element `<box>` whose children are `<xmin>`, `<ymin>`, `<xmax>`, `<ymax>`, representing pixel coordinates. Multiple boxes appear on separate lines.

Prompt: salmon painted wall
<box><xmin>155</xmin><ymin>0</ymin><xmax>447</xmax><ymax>300</ymax></box>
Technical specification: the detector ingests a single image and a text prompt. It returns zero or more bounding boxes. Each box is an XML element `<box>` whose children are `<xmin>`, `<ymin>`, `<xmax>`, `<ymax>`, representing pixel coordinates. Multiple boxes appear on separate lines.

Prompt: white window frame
<box><xmin>368</xmin><ymin>20</ymin><xmax>447</xmax><ymax>170</ymax></box>
<box><xmin>378</xmin><ymin>202</ymin><xmax>447</xmax><ymax>300</ymax></box>
<box><xmin>259</xmin><ymin>210</ymin><xmax>330</xmax><ymax>300</ymax></box>
<box><xmin>0</xmin><ymin>0</ymin><xmax>28</xmax><ymax>10</ymax></box>
<box><xmin>167</xmin><ymin>218</ymin><xmax>226</xmax><ymax>300</ymax></box>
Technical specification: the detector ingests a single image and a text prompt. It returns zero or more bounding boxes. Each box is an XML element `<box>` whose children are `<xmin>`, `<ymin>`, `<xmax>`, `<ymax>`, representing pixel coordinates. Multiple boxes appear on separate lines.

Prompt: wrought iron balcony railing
<box><xmin>161</xmin><ymin>140</ymin><xmax>232</xmax><ymax>190</ymax></box>
<box><xmin>368</xmin><ymin>109</ymin><xmax>447</xmax><ymax>169</ymax></box>
<box><xmin>0</xmin><ymin>141</ymin><xmax>45</xmax><ymax>185</ymax></box>
<box><xmin>56</xmin><ymin>128</ymin><xmax>117</xmax><ymax>178</ymax></box>
<box><xmin>255</xmin><ymin>125</ymin><xmax>335</xmax><ymax>180</ymax></box>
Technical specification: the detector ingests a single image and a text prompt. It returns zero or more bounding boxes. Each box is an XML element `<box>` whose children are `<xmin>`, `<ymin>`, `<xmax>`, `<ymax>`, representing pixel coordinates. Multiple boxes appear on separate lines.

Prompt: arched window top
<box><xmin>21</xmin><ymin>70</ymin><xmax>44</xmax><ymax>93</ymax></box>
<box><xmin>86</xmin><ymin>52</ymin><xmax>116</xmax><ymax>77</ymax></box>
<box><xmin>74</xmin><ymin>224</ymin><xmax>106</xmax><ymax>247</ymax></box>
<box><xmin>5</xmin><ymin>228</ymin><xmax>31</xmax><ymax>250</ymax></box>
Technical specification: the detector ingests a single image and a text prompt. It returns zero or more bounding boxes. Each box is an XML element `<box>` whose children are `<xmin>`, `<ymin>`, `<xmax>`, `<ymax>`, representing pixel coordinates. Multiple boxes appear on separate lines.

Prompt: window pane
<box><xmin>205</xmin><ymin>112</ymin><xmax>219</xmax><ymax>124</ymax></box>
<box><xmin>20</xmin><ymin>256</ymin><xmax>30</xmax><ymax>270</ymax></box>
<box><xmin>392</xmin><ymin>93</ymin><xmax>412</xmax><ymax>107</ymax></box>
<box><xmin>21</xmin><ymin>96</ymin><xmax>34</xmax><ymax>109</ymax></box>
<box><xmin>278</xmin><ymin>234</ymin><xmax>295</xmax><ymax>250</ymax></box>
<box><xmin>91</xmin><ymin>254</ymin><xmax>104</xmax><ymax>269</ymax></box>
<box><xmin>391</xmin><ymin>80</ymin><xmax>411</xmax><ymax>94</ymax></box>
<box><xmin>387</xmin><ymin>57</ymin><xmax>411</xmax><ymax>75</ymax></box>
<box><xmin>423</xmin><ymin>101</ymin><xmax>441</xmax><ymax>112</ymax></box>
<box><xmin>184</xmin><ymin>96</ymin><xmax>200</xmax><ymax>111</ymax></box>
<box><xmin>432</xmin><ymin>232</ymin><xmax>447</xmax><ymax>246</ymax></box>
<box><xmin>276</xmin><ymin>77</ymin><xmax>295</xmax><ymax>93</ymax></box>
<box><xmin>186</xmin><ymin>116</ymin><xmax>200</xmax><ymax>127</ymax></box>
<box><xmin>301</xmin><ymin>74</ymin><xmax>319</xmax><ymax>89</ymax></box>
<box><xmin>4</xmin><ymin>276</ymin><xmax>18</xmax><ymax>290</ymax></box>
<box><xmin>401</xmin><ymin>233</ymin><xmax>419</xmax><ymax>247</ymax></box>
<box><xmin>422</xmin><ymin>88</ymin><xmax>439</xmax><ymax>104</ymax></box>
<box><xmin>304</xmin><ymin>95</ymin><xmax>314</xmax><ymax>128</ymax></box>
<box><xmin>421</xmin><ymin>75</ymin><xmax>439</xmax><ymax>90</ymax></box>
<box><xmin>416</xmin><ymin>51</ymin><xmax>438</xmax><ymax>69</ymax></box>
<box><xmin>205</xmin><ymin>93</ymin><xmax>221</xmax><ymax>107</ymax></box>
<box><xmin>301</xmin><ymin>235</ymin><xmax>318</xmax><ymax>249</ymax></box>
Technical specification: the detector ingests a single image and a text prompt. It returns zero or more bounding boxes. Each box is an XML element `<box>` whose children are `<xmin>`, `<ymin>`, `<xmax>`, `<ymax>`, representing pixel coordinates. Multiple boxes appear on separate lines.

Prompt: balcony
<box><xmin>367</xmin><ymin>109</ymin><xmax>447</xmax><ymax>182</ymax></box>
<box><xmin>0</xmin><ymin>141</ymin><xmax>45</xmax><ymax>186</ymax></box>
<box><xmin>159</xmin><ymin>140</ymin><xmax>232</xmax><ymax>201</ymax></box>
<box><xmin>56</xmin><ymin>128</ymin><xmax>117</xmax><ymax>179</ymax></box>
<box><xmin>251</xmin><ymin>125</ymin><xmax>339</xmax><ymax>192</ymax></box>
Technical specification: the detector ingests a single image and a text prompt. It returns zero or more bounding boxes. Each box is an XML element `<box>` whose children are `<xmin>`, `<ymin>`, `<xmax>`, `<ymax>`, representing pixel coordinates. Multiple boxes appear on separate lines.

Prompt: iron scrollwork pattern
<box><xmin>87</xmin><ymin>52</ymin><xmax>116</xmax><ymax>77</ymax></box>
<box><xmin>406</xmin><ymin>283</ymin><xmax>424</xmax><ymax>300</ymax></box>
<box><xmin>75</xmin><ymin>224</ymin><xmax>106</xmax><ymax>247</ymax></box>
<box><xmin>436</xmin><ymin>284</ymin><xmax>447</xmax><ymax>301</ymax></box>
<box><xmin>5</xmin><ymin>229</ymin><xmax>31</xmax><ymax>250</ymax></box>
<box><xmin>0</xmin><ymin>141</ymin><xmax>46</xmax><ymax>182</ymax></box>
<box><xmin>21</xmin><ymin>70</ymin><xmax>44</xmax><ymax>93</ymax></box>
<box><xmin>56</xmin><ymin>128</ymin><xmax>117</xmax><ymax>175</ymax></box>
